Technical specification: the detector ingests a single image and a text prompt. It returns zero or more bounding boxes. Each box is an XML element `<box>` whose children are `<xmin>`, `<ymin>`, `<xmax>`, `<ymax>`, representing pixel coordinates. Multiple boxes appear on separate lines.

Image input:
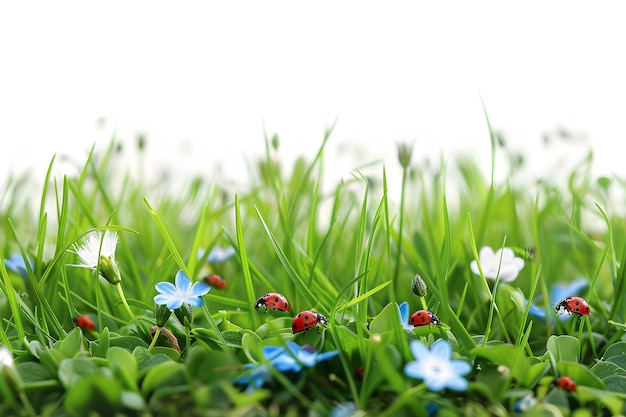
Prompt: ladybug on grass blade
<box><xmin>292</xmin><ymin>310</ymin><xmax>328</xmax><ymax>335</ymax></box>
<box><xmin>554</xmin><ymin>376</ymin><xmax>577</xmax><ymax>392</ymax></box>
<box><xmin>254</xmin><ymin>292</ymin><xmax>290</xmax><ymax>312</ymax></box>
<box><xmin>73</xmin><ymin>315</ymin><xmax>96</xmax><ymax>331</ymax></box>
<box><xmin>555</xmin><ymin>296</ymin><xmax>590</xmax><ymax>317</ymax></box>
<box><xmin>201</xmin><ymin>274</ymin><xmax>227</xmax><ymax>289</ymax></box>
<box><xmin>409</xmin><ymin>310</ymin><xmax>441</xmax><ymax>327</ymax></box>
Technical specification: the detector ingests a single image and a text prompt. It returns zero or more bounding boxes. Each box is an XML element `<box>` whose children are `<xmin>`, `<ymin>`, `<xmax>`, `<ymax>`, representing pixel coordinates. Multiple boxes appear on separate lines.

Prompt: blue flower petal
<box><xmin>404</xmin><ymin>361</ymin><xmax>423</xmax><ymax>380</ymax></box>
<box><xmin>551</xmin><ymin>277</ymin><xmax>588</xmax><ymax>303</ymax></box>
<box><xmin>316</xmin><ymin>350</ymin><xmax>340</xmax><ymax>363</ymax></box>
<box><xmin>450</xmin><ymin>359</ymin><xmax>472</xmax><ymax>376</ymax></box>
<box><xmin>175</xmin><ymin>270</ymin><xmax>191</xmax><ymax>292</ymax></box>
<box><xmin>429</xmin><ymin>339</ymin><xmax>452</xmax><ymax>360</ymax></box>
<box><xmin>399</xmin><ymin>302</ymin><xmax>413</xmax><ymax>330</ymax></box>
<box><xmin>409</xmin><ymin>340</ymin><xmax>430</xmax><ymax>360</ymax></box>
<box><xmin>208</xmin><ymin>246</ymin><xmax>236</xmax><ymax>263</ymax></box>
<box><xmin>444</xmin><ymin>375</ymin><xmax>468</xmax><ymax>391</ymax></box>
<box><xmin>186</xmin><ymin>297</ymin><xmax>205</xmax><ymax>308</ymax></box>
<box><xmin>262</xmin><ymin>345</ymin><xmax>286</xmax><ymax>361</ymax></box>
<box><xmin>189</xmin><ymin>281</ymin><xmax>212</xmax><ymax>297</ymax></box>
<box><xmin>155</xmin><ymin>281</ymin><xmax>177</xmax><ymax>295</ymax></box>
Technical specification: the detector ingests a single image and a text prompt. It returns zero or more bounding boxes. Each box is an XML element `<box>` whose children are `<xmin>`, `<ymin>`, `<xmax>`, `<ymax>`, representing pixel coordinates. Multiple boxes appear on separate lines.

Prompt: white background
<box><xmin>1</xmin><ymin>2</ymin><xmax>625</xmax><ymax>196</ymax></box>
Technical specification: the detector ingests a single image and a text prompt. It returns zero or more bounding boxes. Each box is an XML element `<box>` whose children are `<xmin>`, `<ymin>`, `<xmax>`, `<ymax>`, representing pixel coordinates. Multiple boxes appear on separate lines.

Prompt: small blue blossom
<box><xmin>329</xmin><ymin>402</ymin><xmax>358</xmax><ymax>417</ymax></box>
<box><xmin>263</xmin><ymin>342</ymin><xmax>340</xmax><ymax>373</ymax></box>
<box><xmin>398</xmin><ymin>302</ymin><xmax>415</xmax><ymax>330</ymax></box>
<box><xmin>514</xmin><ymin>393</ymin><xmax>536</xmax><ymax>412</ymax></box>
<box><xmin>527</xmin><ymin>277</ymin><xmax>588</xmax><ymax>323</ymax></box>
<box><xmin>404</xmin><ymin>339</ymin><xmax>472</xmax><ymax>392</ymax></box>
<box><xmin>154</xmin><ymin>270</ymin><xmax>211</xmax><ymax>310</ymax></box>
<box><xmin>236</xmin><ymin>342</ymin><xmax>339</xmax><ymax>391</ymax></box>
<box><xmin>4</xmin><ymin>253</ymin><xmax>33</xmax><ymax>278</ymax></box>
<box><xmin>234</xmin><ymin>363</ymin><xmax>270</xmax><ymax>392</ymax></box>
<box><xmin>206</xmin><ymin>246</ymin><xmax>236</xmax><ymax>263</ymax></box>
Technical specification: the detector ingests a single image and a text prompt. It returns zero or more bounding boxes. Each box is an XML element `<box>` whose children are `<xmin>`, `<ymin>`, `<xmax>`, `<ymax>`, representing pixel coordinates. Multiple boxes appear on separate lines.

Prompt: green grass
<box><xmin>1</xmin><ymin>125</ymin><xmax>626</xmax><ymax>417</ymax></box>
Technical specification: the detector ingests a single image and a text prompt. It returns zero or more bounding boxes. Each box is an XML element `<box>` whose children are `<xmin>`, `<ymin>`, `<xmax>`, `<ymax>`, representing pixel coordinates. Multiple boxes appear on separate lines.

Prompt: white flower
<box><xmin>404</xmin><ymin>339</ymin><xmax>472</xmax><ymax>391</ymax></box>
<box><xmin>0</xmin><ymin>346</ymin><xmax>15</xmax><ymax>371</ymax></box>
<box><xmin>470</xmin><ymin>246</ymin><xmax>525</xmax><ymax>282</ymax></box>
<box><xmin>70</xmin><ymin>230</ymin><xmax>121</xmax><ymax>284</ymax></box>
<box><xmin>154</xmin><ymin>270</ymin><xmax>211</xmax><ymax>310</ymax></box>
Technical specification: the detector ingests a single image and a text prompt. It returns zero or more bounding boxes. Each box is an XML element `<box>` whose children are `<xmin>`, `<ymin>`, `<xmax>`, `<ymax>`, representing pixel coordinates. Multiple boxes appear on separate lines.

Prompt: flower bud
<box><xmin>397</xmin><ymin>143</ymin><xmax>413</xmax><ymax>169</ymax></box>
<box><xmin>411</xmin><ymin>274</ymin><xmax>427</xmax><ymax>297</ymax></box>
<box><xmin>99</xmin><ymin>255</ymin><xmax>122</xmax><ymax>285</ymax></box>
<box><xmin>155</xmin><ymin>303</ymin><xmax>172</xmax><ymax>327</ymax></box>
<box><xmin>174</xmin><ymin>302</ymin><xmax>193</xmax><ymax>328</ymax></box>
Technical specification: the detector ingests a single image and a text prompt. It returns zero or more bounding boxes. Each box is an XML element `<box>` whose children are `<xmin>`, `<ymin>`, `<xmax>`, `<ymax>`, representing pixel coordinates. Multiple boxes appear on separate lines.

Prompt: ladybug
<box><xmin>555</xmin><ymin>296</ymin><xmax>590</xmax><ymax>317</ymax></box>
<box><xmin>73</xmin><ymin>315</ymin><xmax>96</xmax><ymax>331</ymax></box>
<box><xmin>554</xmin><ymin>375</ymin><xmax>577</xmax><ymax>392</ymax></box>
<box><xmin>202</xmin><ymin>274</ymin><xmax>227</xmax><ymax>289</ymax></box>
<box><xmin>409</xmin><ymin>310</ymin><xmax>441</xmax><ymax>327</ymax></box>
<box><xmin>254</xmin><ymin>292</ymin><xmax>290</xmax><ymax>312</ymax></box>
<box><xmin>291</xmin><ymin>310</ymin><xmax>328</xmax><ymax>335</ymax></box>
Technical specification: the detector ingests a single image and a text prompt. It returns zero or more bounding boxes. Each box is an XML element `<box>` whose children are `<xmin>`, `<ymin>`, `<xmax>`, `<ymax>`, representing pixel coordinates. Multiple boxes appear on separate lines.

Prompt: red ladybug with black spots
<box><xmin>73</xmin><ymin>315</ymin><xmax>96</xmax><ymax>331</ymax></box>
<box><xmin>291</xmin><ymin>310</ymin><xmax>328</xmax><ymax>335</ymax></box>
<box><xmin>202</xmin><ymin>274</ymin><xmax>227</xmax><ymax>289</ymax></box>
<box><xmin>409</xmin><ymin>310</ymin><xmax>441</xmax><ymax>327</ymax></box>
<box><xmin>555</xmin><ymin>296</ymin><xmax>590</xmax><ymax>317</ymax></box>
<box><xmin>554</xmin><ymin>376</ymin><xmax>577</xmax><ymax>392</ymax></box>
<box><xmin>254</xmin><ymin>292</ymin><xmax>290</xmax><ymax>312</ymax></box>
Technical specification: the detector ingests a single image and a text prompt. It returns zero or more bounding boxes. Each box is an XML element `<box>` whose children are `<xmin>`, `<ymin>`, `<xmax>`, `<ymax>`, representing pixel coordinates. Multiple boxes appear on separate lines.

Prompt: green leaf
<box><xmin>95</xmin><ymin>327</ymin><xmax>110</xmax><ymax>358</ymax></box>
<box><xmin>64</xmin><ymin>374</ymin><xmax>123</xmax><ymax>416</ymax></box>
<box><xmin>472</xmin><ymin>343</ymin><xmax>531</xmax><ymax>386</ymax></box>
<box><xmin>57</xmin><ymin>328</ymin><xmax>85</xmax><ymax>358</ymax></box>
<box><xmin>141</xmin><ymin>361</ymin><xmax>187</xmax><ymax>395</ymax></box>
<box><xmin>591</xmin><ymin>361</ymin><xmax>626</xmax><ymax>380</ymax></box>
<box><xmin>556</xmin><ymin>361</ymin><xmax>605</xmax><ymax>390</ymax></box>
<box><xmin>58</xmin><ymin>357</ymin><xmax>110</xmax><ymax>389</ymax></box>
<box><xmin>16</xmin><ymin>362</ymin><xmax>55</xmax><ymax>383</ymax></box>
<box><xmin>603</xmin><ymin>341</ymin><xmax>626</xmax><ymax>360</ymax></box>
<box><xmin>546</xmin><ymin>335</ymin><xmax>579</xmax><ymax>364</ymax></box>
<box><xmin>107</xmin><ymin>346</ymin><xmax>138</xmax><ymax>392</ymax></box>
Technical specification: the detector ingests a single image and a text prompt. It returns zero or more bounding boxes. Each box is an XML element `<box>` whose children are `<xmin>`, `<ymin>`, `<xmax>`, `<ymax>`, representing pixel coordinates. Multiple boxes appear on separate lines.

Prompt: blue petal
<box><xmin>404</xmin><ymin>361</ymin><xmax>424</xmax><ymax>379</ymax></box>
<box><xmin>316</xmin><ymin>350</ymin><xmax>340</xmax><ymax>363</ymax></box>
<box><xmin>154</xmin><ymin>294</ymin><xmax>174</xmax><ymax>307</ymax></box>
<box><xmin>551</xmin><ymin>277</ymin><xmax>588</xmax><ymax>303</ymax></box>
<box><xmin>186</xmin><ymin>297</ymin><xmax>204</xmax><ymax>308</ymax></box>
<box><xmin>175</xmin><ymin>270</ymin><xmax>191</xmax><ymax>292</ymax></box>
<box><xmin>189</xmin><ymin>281</ymin><xmax>212</xmax><ymax>297</ymax></box>
<box><xmin>262</xmin><ymin>345</ymin><xmax>286</xmax><ymax>361</ymax></box>
<box><xmin>155</xmin><ymin>281</ymin><xmax>177</xmax><ymax>295</ymax></box>
<box><xmin>429</xmin><ymin>339</ymin><xmax>452</xmax><ymax>360</ymax></box>
<box><xmin>528</xmin><ymin>303</ymin><xmax>548</xmax><ymax>322</ymax></box>
<box><xmin>450</xmin><ymin>359</ymin><xmax>472</xmax><ymax>376</ymax></box>
<box><xmin>398</xmin><ymin>302</ymin><xmax>413</xmax><ymax>330</ymax></box>
<box><xmin>208</xmin><ymin>246</ymin><xmax>236</xmax><ymax>263</ymax></box>
<box><xmin>159</xmin><ymin>296</ymin><xmax>182</xmax><ymax>310</ymax></box>
<box><xmin>409</xmin><ymin>340</ymin><xmax>430</xmax><ymax>361</ymax></box>
<box><xmin>443</xmin><ymin>375</ymin><xmax>468</xmax><ymax>391</ymax></box>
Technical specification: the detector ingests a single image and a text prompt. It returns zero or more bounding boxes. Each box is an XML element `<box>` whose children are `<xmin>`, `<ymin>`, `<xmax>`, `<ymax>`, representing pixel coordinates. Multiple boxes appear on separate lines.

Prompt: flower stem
<box><xmin>115</xmin><ymin>282</ymin><xmax>134</xmax><ymax>321</ymax></box>
<box><xmin>148</xmin><ymin>326</ymin><xmax>161</xmax><ymax>351</ymax></box>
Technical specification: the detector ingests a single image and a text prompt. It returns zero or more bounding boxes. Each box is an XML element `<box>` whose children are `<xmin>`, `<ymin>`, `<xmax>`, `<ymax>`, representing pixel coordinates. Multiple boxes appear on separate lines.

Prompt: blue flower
<box><xmin>398</xmin><ymin>302</ymin><xmax>415</xmax><ymax>330</ymax></box>
<box><xmin>329</xmin><ymin>402</ymin><xmax>358</xmax><ymax>417</ymax></box>
<box><xmin>526</xmin><ymin>277</ymin><xmax>588</xmax><ymax>323</ymax></box>
<box><xmin>514</xmin><ymin>393</ymin><xmax>536</xmax><ymax>412</ymax></box>
<box><xmin>154</xmin><ymin>270</ymin><xmax>211</xmax><ymax>310</ymax></box>
<box><xmin>207</xmin><ymin>246</ymin><xmax>236</xmax><ymax>263</ymax></box>
<box><xmin>263</xmin><ymin>342</ymin><xmax>339</xmax><ymax>373</ymax></box>
<box><xmin>404</xmin><ymin>339</ymin><xmax>472</xmax><ymax>392</ymax></box>
<box><xmin>4</xmin><ymin>253</ymin><xmax>33</xmax><ymax>278</ymax></box>
<box><xmin>234</xmin><ymin>363</ymin><xmax>270</xmax><ymax>392</ymax></box>
<box><xmin>236</xmin><ymin>342</ymin><xmax>339</xmax><ymax>391</ymax></box>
